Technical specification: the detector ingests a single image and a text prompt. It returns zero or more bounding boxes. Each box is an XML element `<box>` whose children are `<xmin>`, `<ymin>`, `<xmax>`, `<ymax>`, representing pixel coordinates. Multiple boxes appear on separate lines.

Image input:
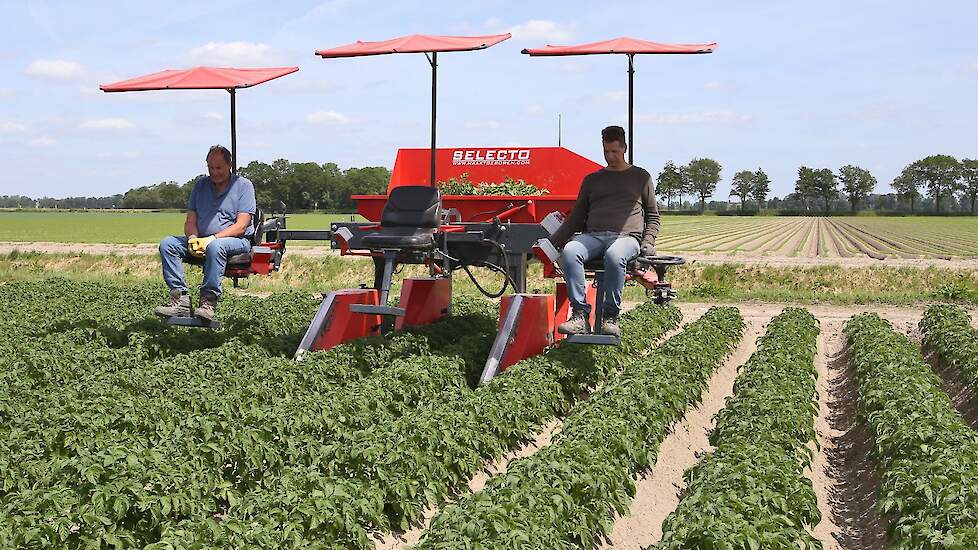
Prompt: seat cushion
<box><xmin>362</xmin><ymin>227</ymin><xmax>435</xmax><ymax>249</ymax></box>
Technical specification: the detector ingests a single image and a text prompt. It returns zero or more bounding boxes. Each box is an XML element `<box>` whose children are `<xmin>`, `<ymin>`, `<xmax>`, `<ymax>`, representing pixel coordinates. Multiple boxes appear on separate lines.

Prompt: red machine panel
<box><xmin>353</xmin><ymin>146</ymin><xmax>601</xmax><ymax>223</ymax></box>
<box><xmin>498</xmin><ymin>294</ymin><xmax>555</xmax><ymax>371</ymax></box>
<box><xmin>394</xmin><ymin>277</ymin><xmax>452</xmax><ymax>330</ymax></box>
<box><xmin>310</xmin><ymin>289</ymin><xmax>382</xmax><ymax>351</ymax></box>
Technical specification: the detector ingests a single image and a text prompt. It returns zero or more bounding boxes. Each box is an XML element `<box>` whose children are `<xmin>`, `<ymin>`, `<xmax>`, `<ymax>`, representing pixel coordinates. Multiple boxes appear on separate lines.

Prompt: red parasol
<box><xmin>316</xmin><ymin>34</ymin><xmax>511</xmax><ymax>185</ymax></box>
<box><xmin>100</xmin><ymin>66</ymin><xmax>299</xmax><ymax>170</ymax></box>
<box><xmin>523</xmin><ymin>37</ymin><xmax>715</xmax><ymax>163</ymax></box>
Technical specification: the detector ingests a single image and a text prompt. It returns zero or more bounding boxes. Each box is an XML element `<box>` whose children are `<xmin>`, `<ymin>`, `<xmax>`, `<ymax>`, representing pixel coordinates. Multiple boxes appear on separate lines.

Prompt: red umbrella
<box><xmin>316</xmin><ymin>34</ymin><xmax>511</xmax><ymax>185</ymax></box>
<box><xmin>523</xmin><ymin>37</ymin><xmax>716</xmax><ymax>163</ymax></box>
<box><xmin>100</xmin><ymin>66</ymin><xmax>299</xmax><ymax>170</ymax></box>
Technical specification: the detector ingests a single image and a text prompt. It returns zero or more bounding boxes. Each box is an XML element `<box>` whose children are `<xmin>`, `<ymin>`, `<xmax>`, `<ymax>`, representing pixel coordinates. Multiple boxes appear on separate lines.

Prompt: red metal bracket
<box><xmin>394</xmin><ymin>278</ymin><xmax>451</xmax><ymax>330</ymax></box>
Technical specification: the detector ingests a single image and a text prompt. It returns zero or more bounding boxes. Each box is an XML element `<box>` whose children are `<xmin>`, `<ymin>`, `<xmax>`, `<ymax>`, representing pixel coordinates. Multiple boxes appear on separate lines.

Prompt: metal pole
<box><xmin>627</xmin><ymin>54</ymin><xmax>634</xmax><ymax>165</ymax></box>
<box><xmin>429</xmin><ymin>52</ymin><xmax>437</xmax><ymax>187</ymax></box>
<box><xmin>229</xmin><ymin>88</ymin><xmax>237</xmax><ymax>172</ymax></box>
<box><xmin>558</xmin><ymin>113</ymin><xmax>561</xmax><ymax>147</ymax></box>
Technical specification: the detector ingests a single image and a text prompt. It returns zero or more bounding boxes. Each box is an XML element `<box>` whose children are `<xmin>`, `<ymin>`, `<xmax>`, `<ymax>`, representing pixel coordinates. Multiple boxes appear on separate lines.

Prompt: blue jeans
<box><xmin>159</xmin><ymin>235</ymin><xmax>251</xmax><ymax>299</ymax></box>
<box><xmin>559</xmin><ymin>232</ymin><xmax>640</xmax><ymax>316</ymax></box>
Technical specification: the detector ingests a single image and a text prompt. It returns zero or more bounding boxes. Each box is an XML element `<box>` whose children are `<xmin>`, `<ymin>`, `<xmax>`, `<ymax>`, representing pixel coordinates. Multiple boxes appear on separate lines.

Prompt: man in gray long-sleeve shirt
<box><xmin>548</xmin><ymin>125</ymin><xmax>661</xmax><ymax>336</ymax></box>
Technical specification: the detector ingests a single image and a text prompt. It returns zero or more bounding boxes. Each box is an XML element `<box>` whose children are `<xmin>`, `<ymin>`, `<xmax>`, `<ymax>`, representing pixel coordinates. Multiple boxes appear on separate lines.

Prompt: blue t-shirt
<box><xmin>188</xmin><ymin>174</ymin><xmax>257</xmax><ymax>237</ymax></box>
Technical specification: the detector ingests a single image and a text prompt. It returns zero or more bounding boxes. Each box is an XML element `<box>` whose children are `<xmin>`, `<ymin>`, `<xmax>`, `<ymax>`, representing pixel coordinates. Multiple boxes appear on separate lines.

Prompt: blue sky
<box><xmin>0</xmin><ymin>0</ymin><xmax>975</xmax><ymax>200</ymax></box>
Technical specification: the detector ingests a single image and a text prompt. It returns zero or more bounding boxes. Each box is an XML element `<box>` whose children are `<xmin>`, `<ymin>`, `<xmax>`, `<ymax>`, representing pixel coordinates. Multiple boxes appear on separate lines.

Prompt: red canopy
<box><xmin>522</xmin><ymin>37</ymin><xmax>716</xmax><ymax>56</ymax></box>
<box><xmin>100</xmin><ymin>66</ymin><xmax>298</xmax><ymax>170</ymax></box>
<box><xmin>315</xmin><ymin>33</ymin><xmax>511</xmax><ymax>186</ymax></box>
<box><xmin>522</xmin><ymin>37</ymin><xmax>716</xmax><ymax>163</ymax></box>
<box><xmin>99</xmin><ymin>66</ymin><xmax>299</xmax><ymax>92</ymax></box>
<box><xmin>315</xmin><ymin>33</ymin><xmax>510</xmax><ymax>58</ymax></box>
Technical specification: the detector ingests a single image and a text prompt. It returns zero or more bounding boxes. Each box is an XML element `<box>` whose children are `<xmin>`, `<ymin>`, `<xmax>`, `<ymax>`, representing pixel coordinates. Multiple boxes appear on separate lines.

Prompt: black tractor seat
<box><xmin>361</xmin><ymin>185</ymin><xmax>441</xmax><ymax>249</ymax></box>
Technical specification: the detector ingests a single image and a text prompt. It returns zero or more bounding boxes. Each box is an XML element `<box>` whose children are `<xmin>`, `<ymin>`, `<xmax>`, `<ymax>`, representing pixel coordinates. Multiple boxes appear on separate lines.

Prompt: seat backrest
<box><xmin>250</xmin><ymin>207</ymin><xmax>265</xmax><ymax>245</ymax></box>
<box><xmin>380</xmin><ymin>186</ymin><xmax>441</xmax><ymax>229</ymax></box>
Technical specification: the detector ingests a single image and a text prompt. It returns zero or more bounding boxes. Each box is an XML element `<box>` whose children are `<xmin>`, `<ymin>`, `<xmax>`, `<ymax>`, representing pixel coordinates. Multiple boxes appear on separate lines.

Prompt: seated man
<box><xmin>155</xmin><ymin>145</ymin><xmax>256</xmax><ymax>322</ymax></box>
<box><xmin>548</xmin><ymin>125</ymin><xmax>660</xmax><ymax>336</ymax></box>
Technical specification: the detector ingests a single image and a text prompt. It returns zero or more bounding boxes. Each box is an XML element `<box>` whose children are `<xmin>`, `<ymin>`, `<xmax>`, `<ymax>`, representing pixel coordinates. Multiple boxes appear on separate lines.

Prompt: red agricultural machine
<box><xmin>259</xmin><ymin>145</ymin><xmax>684</xmax><ymax>383</ymax></box>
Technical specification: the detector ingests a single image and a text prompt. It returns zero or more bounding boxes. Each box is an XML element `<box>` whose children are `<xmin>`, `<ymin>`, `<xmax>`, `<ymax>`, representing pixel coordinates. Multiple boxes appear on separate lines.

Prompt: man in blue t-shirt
<box><xmin>155</xmin><ymin>145</ymin><xmax>257</xmax><ymax>322</ymax></box>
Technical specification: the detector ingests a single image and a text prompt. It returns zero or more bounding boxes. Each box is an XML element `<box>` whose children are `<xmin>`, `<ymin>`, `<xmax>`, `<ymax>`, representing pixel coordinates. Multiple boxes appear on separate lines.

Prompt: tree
<box><xmin>685</xmin><ymin>158</ymin><xmax>722</xmax><ymax>213</ymax></box>
<box><xmin>656</xmin><ymin>161</ymin><xmax>684</xmax><ymax>209</ymax></box>
<box><xmin>730</xmin><ymin>170</ymin><xmax>755</xmax><ymax>212</ymax></box>
<box><xmin>795</xmin><ymin>166</ymin><xmax>817</xmax><ymax>211</ymax></box>
<box><xmin>961</xmin><ymin>158</ymin><xmax>978</xmax><ymax>214</ymax></box>
<box><xmin>751</xmin><ymin>168</ymin><xmax>771</xmax><ymax>208</ymax></box>
<box><xmin>813</xmin><ymin>168</ymin><xmax>838</xmax><ymax>214</ymax></box>
<box><xmin>915</xmin><ymin>154</ymin><xmax>961</xmax><ymax>214</ymax></box>
<box><xmin>891</xmin><ymin>164</ymin><xmax>922</xmax><ymax>214</ymax></box>
<box><xmin>838</xmin><ymin>165</ymin><xmax>877</xmax><ymax>214</ymax></box>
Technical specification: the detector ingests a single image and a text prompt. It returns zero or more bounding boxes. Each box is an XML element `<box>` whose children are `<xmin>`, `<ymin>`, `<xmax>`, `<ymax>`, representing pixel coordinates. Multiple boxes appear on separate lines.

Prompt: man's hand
<box><xmin>188</xmin><ymin>235</ymin><xmax>216</xmax><ymax>258</ymax></box>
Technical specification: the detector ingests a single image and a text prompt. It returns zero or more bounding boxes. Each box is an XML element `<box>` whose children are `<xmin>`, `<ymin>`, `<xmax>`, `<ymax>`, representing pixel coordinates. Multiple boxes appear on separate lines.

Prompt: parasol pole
<box><xmin>229</xmin><ymin>88</ymin><xmax>238</xmax><ymax>172</ymax></box>
<box><xmin>426</xmin><ymin>52</ymin><xmax>438</xmax><ymax>186</ymax></box>
<box><xmin>627</xmin><ymin>53</ymin><xmax>634</xmax><ymax>164</ymax></box>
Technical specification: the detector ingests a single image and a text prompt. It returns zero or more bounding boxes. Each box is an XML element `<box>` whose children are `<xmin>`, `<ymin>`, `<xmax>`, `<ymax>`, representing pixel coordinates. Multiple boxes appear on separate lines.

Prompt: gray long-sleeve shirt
<box><xmin>549</xmin><ymin>165</ymin><xmax>660</xmax><ymax>250</ymax></box>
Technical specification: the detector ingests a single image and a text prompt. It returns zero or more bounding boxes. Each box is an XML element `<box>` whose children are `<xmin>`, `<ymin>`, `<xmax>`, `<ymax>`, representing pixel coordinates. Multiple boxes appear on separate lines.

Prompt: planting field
<box><xmin>4</xmin><ymin>277</ymin><xmax>978</xmax><ymax>549</ymax></box>
<box><xmin>3</xmin><ymin>213</ymin><xmax>978</xmax><ymax>262</ymax></box>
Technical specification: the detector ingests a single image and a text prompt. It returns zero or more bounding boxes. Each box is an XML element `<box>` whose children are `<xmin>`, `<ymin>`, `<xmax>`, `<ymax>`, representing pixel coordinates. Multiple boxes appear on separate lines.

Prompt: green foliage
<box><xmin>0</xmin><ymin>278</ymin><xmax>502</xmax><ymax>548</ymax></box>
<box><xmin>796</xmin><ymin>166</ymin><xmax>838</xmax><ymax>214</ymax></box>
<box><xmin>684</xmin><ymin>158</ymin><xmax>723</xmax><ymax>212</ymax></box>
<box><xmin>436</xmin><ymin>173</ymin><xmax>549</xmax><ymax>196</ymax></box>
<box><xmin>913</xmin><ymin>155</ymin><xmax>962</xmax><ymax>214</ymax></box>
<box><xmin>751</xmin><ymin>168</ymin><xmax>771</xmax><ymax>208</ymax></box>
<box><xmin>656</xmin><ymin>161</ymin><xmax>686</xmax><ymax>208</ymax></box>
<box><xmin>920</xmin><ymin>304</ymin><xmax>978</xmax><ymax>388</ymax></box>
<box><xmin>416</xmin><ymin>307</ymin><xmax>742</xmax><ymax>549</ymax></box>
<box><xmin>844</xmin><ymin>313</ymin><xmax>978</xmax><ymax>548</ymax></box>
<box><xmin>839</xmin><ymin>164</ymin><xmax>878</xmax><ymax>214</ymax></box>
<box><xmin>960</xmin><ymin>158</ymin><xmax>978</xmax><ymax>214</ymax></box>
<box><xmin>655</xmin><ymin>308</ymin><xmax>822</xmax><ymax>550</ymax></box>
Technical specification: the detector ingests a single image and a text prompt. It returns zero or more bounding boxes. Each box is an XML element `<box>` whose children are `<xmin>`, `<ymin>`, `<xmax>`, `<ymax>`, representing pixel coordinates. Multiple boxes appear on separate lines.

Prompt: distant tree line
<box><xmin>654</xmin><ymin>154</ymin><xmax>978</xmax><ymax>215</ymax></box>
<box><xmin>0</xmin><ymin>160</ymin><xmax>391</xmax><ymax>212</ymax></box>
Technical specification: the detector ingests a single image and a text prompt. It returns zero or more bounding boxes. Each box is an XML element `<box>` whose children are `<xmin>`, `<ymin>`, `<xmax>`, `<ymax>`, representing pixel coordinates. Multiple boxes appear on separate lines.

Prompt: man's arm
<box><xmin>184</xmin><ymin>211</ymin><xmax>198</xmax><ymax>238</ymax></box>
<box><xmin>213</xmin><ymin>212</ymin><xmax>252</xmax><ymax>238</ymax></box>
<box><xmin>640</xmin><ymin>177</ymin><xmax>661</xmax><ymax>254</ymax></box>
<box><xmin>548</xmin><ymin>179</ymin><xmax>590</xmax><ymax>248</ymax></box>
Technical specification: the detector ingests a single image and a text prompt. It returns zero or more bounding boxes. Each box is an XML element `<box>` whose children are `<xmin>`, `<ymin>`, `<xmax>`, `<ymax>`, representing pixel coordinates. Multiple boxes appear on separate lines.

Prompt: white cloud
<box><xmin>968</xmin><ymin>62</ymin><xmax>978</xmax><ymax>73</ymax></box>
<box><xmin>464</xmin><ymin>120</ymin><xmax>501</xmax><ymax>130</ymax></box>
<box><xmin>638</xmin><ymin>111</ymin><xmax>754</xmax><ymax>125</ymax></box>
<box><xmin>704</xmin><ymin>80</ymin><xmax>724</xmax><ymax>90</ymax></box>
<box><xmin>507</xmin><ymin>20</ymin><xmax>574</xmax><ymax>42</ymax></box>
<box><xmin>0</xmin><ymin>122</ymin><xmax>27</xmax><ymax>133</ymax></box>
<box><xmin>203</xmin><ymin>112</ymin><xmax>225</xmax><ymax>121</ymax></box>
<box><xmin>25</xmin><ymin>59</ymin><xmax>87</xmax><ymax>80</ymax></box>
<box><xmin>526</xmin><ymin>105</ymin><xmax>545</xmax><ymax>116</ymax></box>
<box><xmin>29</xmin><ymin>137</ymin><xmax>56</xmax><ymax>147</ymax></box>
<box><xmin>189</xmin><ymin>41</ymin><xmax>281</xmax><ymax>66</ymax></box>
<box><xmin>307</xmin><ymin>110</ymin><xmax>350</xmax><ymax>124</ymax></box>
<box><xmin>79</xmin><ymin>117</ymin><xmax>134</xmax><ymax>130</ymax></box>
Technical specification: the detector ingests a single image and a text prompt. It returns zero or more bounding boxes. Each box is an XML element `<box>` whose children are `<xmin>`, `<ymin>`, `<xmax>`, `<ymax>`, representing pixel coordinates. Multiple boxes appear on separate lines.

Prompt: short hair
<box><xmin>206</xmin><ymin>145</ymin><xmax>232</xmax><ymax>165</ymax></box>
<box><xmin>601</xmin><ymin>125</ymin><xmax>626</xmax><ymax>145</ymax></box>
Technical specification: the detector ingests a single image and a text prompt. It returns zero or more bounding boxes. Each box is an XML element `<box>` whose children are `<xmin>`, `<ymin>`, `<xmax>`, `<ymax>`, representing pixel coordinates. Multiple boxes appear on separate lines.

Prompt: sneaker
<box><xmin>154</xmin><ymin>289</ymin><xmax>192</xmax><ymax>318</ymax></box>
<box><xmin>600</xmin><ymin>312</ymin><xmax>621</xmax><ymax>337</ymax></box>
<box><xmin>558</xmin><ymin>308</ymin><xmax>591</xmax><ymax>335</ymax></box>
<box><xmin>195</xmin><ymin>292</ymin><xmax>218</xmax><ymax>323</ymax></box>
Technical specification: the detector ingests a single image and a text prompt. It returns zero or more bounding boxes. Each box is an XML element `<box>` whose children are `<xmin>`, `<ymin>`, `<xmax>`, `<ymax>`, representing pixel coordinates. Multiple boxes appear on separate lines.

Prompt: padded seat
<box><xmin>362</xmin><ymin>185</ymin><xmax>441</xmax><ymax>250</ymax></box>
<box><xmin>362</xmin><ymin>227</ymin><xmax>435</xmax><ymax>249</ymax></box>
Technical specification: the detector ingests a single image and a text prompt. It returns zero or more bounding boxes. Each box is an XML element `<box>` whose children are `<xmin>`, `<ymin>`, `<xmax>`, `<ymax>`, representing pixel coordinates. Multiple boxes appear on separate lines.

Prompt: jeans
<box><xmin>159</xmin><ymin>235</ymin><xmax>251</xmax><ymax>299</ymax></box>
<box><xmin>559</xmin><ymin>232</ymin><xmax>641</xmax><ymax>316</ymax></box>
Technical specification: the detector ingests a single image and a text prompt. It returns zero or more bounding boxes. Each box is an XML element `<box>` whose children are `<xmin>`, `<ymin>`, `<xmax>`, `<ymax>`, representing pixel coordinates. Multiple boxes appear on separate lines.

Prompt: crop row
<box><xmin>415</xmin><ymin>306</ymin><xmax>744</xmax><ymax>549</ymax></box>
<box><xmin>0</xmin><ymin>280</ymin><xmax>497</xmax><ymax>548</ymax></box>
<box><xmin>159</xmin><ymin>300</ymin><xmax>682</xmax><ymax>548</ymax></box>
<box><xmin>844</xmin><ymin>313</ymin><xmax>978</xmax><ymax>547</ymax></box>
<box><xmin>920</xmin><ymin>303</ymin><xmax>978</xmax><ymax>388</ymax></box>
<box><xmin>654</xmin><ymin>307</ymin><xmax>821</xmax><ymax>549</ymax></box>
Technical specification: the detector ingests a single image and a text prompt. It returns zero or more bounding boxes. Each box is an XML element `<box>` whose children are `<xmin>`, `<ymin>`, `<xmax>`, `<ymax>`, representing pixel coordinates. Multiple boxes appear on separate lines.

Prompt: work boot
<box><xmin>558</xmin><ymin>308</ymin><xmax>591</xmax><ymax>335</ymax></box>
<box><xmin>600</xmin><ymin>311</ymin><xmax>621</xmax><ymax>337</ymax></box>
<box><xmin>195</xmin><ymin>292</ymin><xmax>218</xmax><ymax>323</ymax></box>
<box><xmin>154</xmin><ymin>289</ymin><xmax>192</xmax><ymax>318</ymax></box>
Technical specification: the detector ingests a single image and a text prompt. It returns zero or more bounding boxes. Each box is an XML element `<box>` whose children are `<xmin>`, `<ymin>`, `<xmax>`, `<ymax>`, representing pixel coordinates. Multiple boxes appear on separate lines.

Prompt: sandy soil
<box><xmin>600</xmin><ymin>313</ymin><xmax>769</xmax><ymax>548</ymax></box>
<box><xmin>5</xmin><ymin>241</ymin><xmax>978</xmax><ymax>269</ymax></box>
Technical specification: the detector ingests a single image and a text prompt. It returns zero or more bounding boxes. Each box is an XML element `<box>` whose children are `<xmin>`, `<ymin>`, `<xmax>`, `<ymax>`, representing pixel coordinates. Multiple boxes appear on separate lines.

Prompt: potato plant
<box><xmin>919</xmin><ymin>303</ymin><xmax>978</xmax><ymax>388</ymax></box>
<box><xmin>655</xmin><ymin>307</ymin><xmax>821</xmax><ymax>550</ymax></box>
<box><xmin>415</xmin><ymin>307</ymin><xmax>744</xmax><ymax>549</ymax></box>
<box><xmin>845</xmin><ymin>313</ymin><xmax>978</xmax><ymax>548</ymax></box>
